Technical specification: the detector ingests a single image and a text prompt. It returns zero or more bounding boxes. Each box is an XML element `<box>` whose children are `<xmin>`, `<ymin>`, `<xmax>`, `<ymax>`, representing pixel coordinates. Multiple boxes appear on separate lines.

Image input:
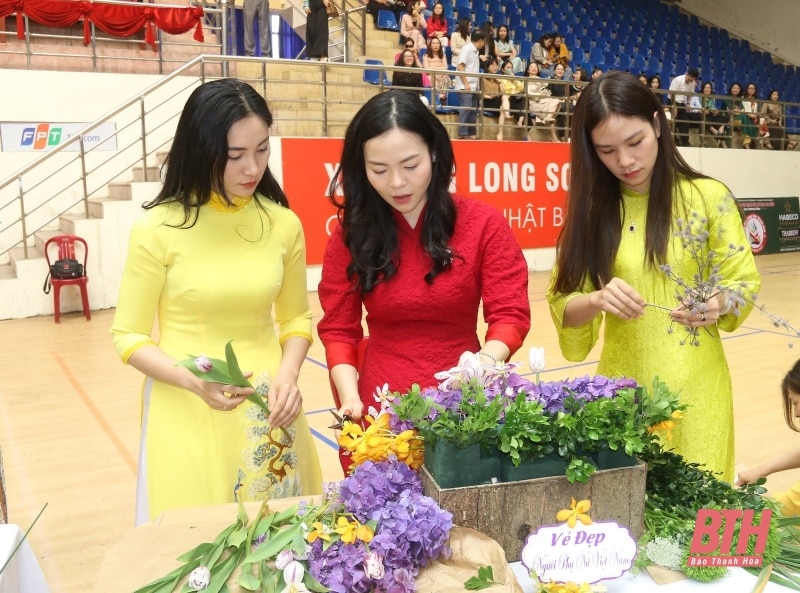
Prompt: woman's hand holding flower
<box><xmin>669</xmin><ymin>292</ymin><xmax>722</xmax><ymax>328</ymax></box>
<box><xmin>589</xmin><ymin>277</ymin><xmax>646</xmax><ymax>320</ymax></box>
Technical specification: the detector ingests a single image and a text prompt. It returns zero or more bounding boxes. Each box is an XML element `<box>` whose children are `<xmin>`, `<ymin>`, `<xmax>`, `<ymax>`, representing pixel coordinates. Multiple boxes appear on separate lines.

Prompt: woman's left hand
<box><xmin>267</xmin><ymin>375</ymin><xmax>303</xmax><ymax>427</ymax></box>
<box><xmin>669</xmin><ymin>293</ymin><xmax>723</xmax><ymax>328</ymax></box>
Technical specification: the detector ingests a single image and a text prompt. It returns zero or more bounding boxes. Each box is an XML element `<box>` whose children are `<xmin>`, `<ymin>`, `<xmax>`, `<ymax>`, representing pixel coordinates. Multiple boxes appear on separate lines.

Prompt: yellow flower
<box><xmin>356</xmin><ymin>523</ymin><xmax>375</xmax><ymax>543</ymax></box>
<box><xmin>306</xmin><ymin>521</ymin><xmax>331</xmax><ymax>543</ymax></box>
<box><xmin>556</xmin><ymin>498</ymin><xmax>592</xmax><ymax>528</ymax></box>
<box><xmin>647</xmin><ymin>420</ymin><xmax>676</xmax><ymax>440</ymax></box>
<box><xmin>335</xmin><ymin>516</ymin><xmax>359</xmax><ymax>544</ymax></box>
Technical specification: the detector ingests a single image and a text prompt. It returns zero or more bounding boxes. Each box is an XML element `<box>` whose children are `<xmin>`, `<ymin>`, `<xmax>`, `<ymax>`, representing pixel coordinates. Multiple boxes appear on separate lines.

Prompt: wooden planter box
<box><xmin>420</xmin><ymin>461</ymin><xmax>647</xmax><ymax>562</ymax></box>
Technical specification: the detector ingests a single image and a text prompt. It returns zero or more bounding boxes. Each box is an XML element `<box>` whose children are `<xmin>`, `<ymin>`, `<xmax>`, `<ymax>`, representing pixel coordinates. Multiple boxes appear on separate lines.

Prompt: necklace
<box><xmin>625</xmin><ymin>199</ymin><xmax>646</xmax><ymax>233</ymax></box>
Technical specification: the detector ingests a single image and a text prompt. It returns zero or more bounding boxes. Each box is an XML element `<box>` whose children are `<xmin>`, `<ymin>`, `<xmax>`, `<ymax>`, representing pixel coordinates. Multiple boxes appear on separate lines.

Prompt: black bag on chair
<box><xmin>43</xmin><ymin>258</ymin><xmax>84</xmax><ymax>294</ymax></box>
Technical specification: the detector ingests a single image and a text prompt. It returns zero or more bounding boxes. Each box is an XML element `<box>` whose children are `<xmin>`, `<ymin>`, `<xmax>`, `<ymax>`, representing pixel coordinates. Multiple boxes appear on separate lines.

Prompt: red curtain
<box><xmin>0</xmin><ymin>0</ymin><xmax>204</xmax><ymax>47</ymax></box>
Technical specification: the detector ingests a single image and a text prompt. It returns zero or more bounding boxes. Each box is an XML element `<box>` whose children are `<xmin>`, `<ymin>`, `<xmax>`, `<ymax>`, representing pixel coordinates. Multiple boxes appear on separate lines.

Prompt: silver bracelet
<box><xmin>478</xmin><ymin>351</ymin><xmax>497</xmax><ymax>364</ymax></box>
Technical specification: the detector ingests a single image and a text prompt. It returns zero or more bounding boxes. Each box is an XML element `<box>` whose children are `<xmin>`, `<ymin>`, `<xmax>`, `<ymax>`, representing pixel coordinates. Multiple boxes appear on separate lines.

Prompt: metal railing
<box><xmin>2</xmin><ymin>57</ymin><xmax>798</xmax><ymax>263</ymax></box>
<box><xmin>0</xmin><ymin>0</ymin><xmax>228</xmax><ymax>74</ymax></box>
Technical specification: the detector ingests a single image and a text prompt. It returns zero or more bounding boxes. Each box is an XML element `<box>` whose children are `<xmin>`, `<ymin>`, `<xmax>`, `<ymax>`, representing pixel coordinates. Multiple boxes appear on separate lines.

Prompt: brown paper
<box><xmin>645</xmin><ymin>564</ymin><xmax>688</xmax><ymax>584</ymax></box>
<box><xmin>94</xmin><ymin>503</ymin><xmax>524</xmax><ymax>593</ymax></box>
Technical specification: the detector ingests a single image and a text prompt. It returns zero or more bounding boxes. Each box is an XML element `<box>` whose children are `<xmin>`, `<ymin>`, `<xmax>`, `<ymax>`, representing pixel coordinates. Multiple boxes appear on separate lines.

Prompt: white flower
<box><xmin>194</xmin><ymin>356</ymin><xmax>212</xmax><ymax>373</ymax></box>
<box><xmin>281</xmin><ymin>561</ymin><xmax>309</xmax><ymax>593</ymax></box>
<box><xmin>364</xmin><ymin>551</ymin><xmax>385</xmax><ymax>579</ymax></box>
<box><xmin>528</xmin><ymin>347</ymin><xmax>546</xmax><ymax>374</ymax></box>
<box><xmin>275</xmin><ymin>549</ymin><xmax>295</xmax><ymax>570</ymax></box>
<box><xmin>434</xmin><ymin>351</ymin><xmax>484</xmax><ymax>389</ymax></box>
<box><xmin>187</xmin><ymin>565</ymin><xmax>211</xmax><ymax>590</ymax></box>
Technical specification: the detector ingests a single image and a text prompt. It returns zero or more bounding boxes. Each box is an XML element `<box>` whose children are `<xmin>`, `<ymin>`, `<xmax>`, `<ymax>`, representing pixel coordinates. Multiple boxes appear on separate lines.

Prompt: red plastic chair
<box><xmin>44</xmin><ymin>234</ymin><xmax>90</xmax><ymax>323</ymax></box>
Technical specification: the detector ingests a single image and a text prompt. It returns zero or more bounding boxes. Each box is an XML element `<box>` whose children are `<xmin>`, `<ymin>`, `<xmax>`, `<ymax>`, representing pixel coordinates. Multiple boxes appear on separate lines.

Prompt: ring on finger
<box><xmin>700</xmin><ymin>312</ymin><xmax>707</xmax><ymax>322</ymax></box>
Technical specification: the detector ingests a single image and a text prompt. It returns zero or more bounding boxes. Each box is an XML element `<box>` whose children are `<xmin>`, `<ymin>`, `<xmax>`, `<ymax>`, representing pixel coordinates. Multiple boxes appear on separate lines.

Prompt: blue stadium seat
<box><xmin>362</xmin><ymin>59</ymin><xmax>391</xmax><ymax>86</ymax></box>
<box><xmin>632</xmin><ymin>54</ymin><xmax>647</xmax><ymax>73</ymax></box>
<box><xmin>376</xmin><ymin>10</ymin><xmax>400</xmax><ymax>32</ymax></box>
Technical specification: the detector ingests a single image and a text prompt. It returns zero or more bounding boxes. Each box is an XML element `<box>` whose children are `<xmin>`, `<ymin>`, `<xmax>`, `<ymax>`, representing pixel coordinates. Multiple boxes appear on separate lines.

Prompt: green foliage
<box><xmin>497</xmin><ymin>396</ymin><xmax>551</xmax><ymax>465</ymax></box>
<box><xmin>464</xmin><ymin>565</ymin><xmax>498</xmax><ymax>590</ymax></box>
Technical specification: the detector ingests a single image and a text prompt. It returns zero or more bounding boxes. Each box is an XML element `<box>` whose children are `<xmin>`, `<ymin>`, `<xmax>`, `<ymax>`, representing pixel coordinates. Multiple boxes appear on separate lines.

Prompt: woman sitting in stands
<box><xmin>521</xmin><ymin>61</ymin><xmax>562</xmax><ymax>142</ymax></box>
<box><xmin>400</xmin><ymin>0</ymin><xmax>427</xmax><ymax>52</ymax></box>
<box><xmin>426</xmin><ymin>2</ymin><xmax>448</xmax><ymax>46</ymax></box>
<box><xmin>699</xmin><ymin>82</ymin><xmax>728</xmax><ymax>148</ymax></box>
<box><xmin>549</xmin><ymin>63</ymin><xmax>570</xmax><ymax>142</ymax></box>
<box><xmin>500</xmin><ymin>60</ymin><xmax>526</xmax><ymax>120</ymax></box>
<box><xmin>423</xmin><ymin>36</ymin><xmax>451</xmax><ymax>102</ymax></box>
<box><xmin>482</xmin><ymin>59</ymin><xmax>509</xmax><ymax>140</ymax></box>
<box><xmin>741</xmin><ymin>82</ymin><xmax>760</xmax><ymax>149</ymax></box>
<box><xmin>530</xmin><ymin>32</ymin><xmax>554</xmax><ymax>78</ymax></box>
<box><xmin>449</xmin><ymin>17</ymin><xmax>471</xmax><ymax>67</ymax></box>
<box><xmin>724</xmin><ymin>82</ymin><xmax>757</xmax><ymax>149</ymax></box>
<box><xmin>393</xmin><ymin>49</ymin><xmax>430</xmax><ymax>106</ymax></box>
<box><xmin>494</xmin><ymin>24</ymin><xmax>523</xmax><ymax>73</ymax></box>
<box><xmin>647</xmin><ymin>74</ymin><xmax>671</xmax><ymax>121</ymax></box>
<box><xmin>364</xmin><ymin>0</ymin><xmax>405</xmax><ymax>26</ymax></box>
<box><xmin>760</xmin><ymin>89</ymin><xmax>797</xmax><ymax>150</ymax></box>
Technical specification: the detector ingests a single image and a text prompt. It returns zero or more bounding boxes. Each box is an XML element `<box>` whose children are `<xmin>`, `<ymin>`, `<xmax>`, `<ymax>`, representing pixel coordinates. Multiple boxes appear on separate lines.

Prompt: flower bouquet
<box><xmin>384</xmin><ymin>352</ymin><xmax>686</xmax><ymax>485</ymax></box>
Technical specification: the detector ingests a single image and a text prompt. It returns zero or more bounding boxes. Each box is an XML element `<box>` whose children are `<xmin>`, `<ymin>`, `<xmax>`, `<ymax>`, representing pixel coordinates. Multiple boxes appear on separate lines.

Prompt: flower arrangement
<box><xmin>133</xmin><ymin>454</ymin><xmax>452</xmax><ymax>593</ymax></box>
<box><xmin>655</xmin><ymin>206</ymin><xmax>799</xmax><ymax>347</ymax></box>
<box><xmin>384</xmin><ymin>352</ymin><xmax>686</xmax><ymax>484</ymax></box>
<box><xmin>134</xmin><ymin>344</ymin><xmax>453</xmax><ymax>593</ymax></box>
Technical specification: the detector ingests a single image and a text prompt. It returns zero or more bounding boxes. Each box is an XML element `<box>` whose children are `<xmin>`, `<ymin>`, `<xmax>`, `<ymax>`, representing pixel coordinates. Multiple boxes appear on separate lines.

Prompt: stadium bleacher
<box><xmin>436</xmin><ymin>0</ymin><xmax>797</xmax><ymax>102</ymax></box>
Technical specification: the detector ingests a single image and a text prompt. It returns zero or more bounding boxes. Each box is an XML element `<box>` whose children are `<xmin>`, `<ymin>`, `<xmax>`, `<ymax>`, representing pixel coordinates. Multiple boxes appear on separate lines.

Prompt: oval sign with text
<box><xmin>521</xmin><ymin>521</ymin><xmax>637</xmax><ymax>584</ymax></box>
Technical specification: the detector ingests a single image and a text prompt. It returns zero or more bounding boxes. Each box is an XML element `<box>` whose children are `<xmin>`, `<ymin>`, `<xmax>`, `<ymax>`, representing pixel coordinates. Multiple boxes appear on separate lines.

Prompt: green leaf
<box><xmin>225</xmin><ymin>341</ymin><xmax>252</xmax><ymax>387</ymax></box>
<box><xmin>245</xmin><ymin>523</ymin><xmax>303</xmax><ymax>563</ymax></box>
<box><xmin>303</xmin><ymin>571</ymin><xmax>330</xmax><ymax>593</ymax></box>
<box><xmin>464</xmin><ymin>565</ymin><xmax>497</xmax><ymax>590</ymax></box>
<box><xmin>236</xmin><ymin>562</ymin><xmax>260</xmax><ymax>591</ymax></box>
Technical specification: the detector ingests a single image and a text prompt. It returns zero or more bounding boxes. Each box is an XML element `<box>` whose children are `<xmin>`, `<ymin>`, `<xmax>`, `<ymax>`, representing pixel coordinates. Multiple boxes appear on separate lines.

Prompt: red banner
<box><xmin>281</xmin><ymin>138</ymin><xmax>571</xmax><ymax>265</ymax></box>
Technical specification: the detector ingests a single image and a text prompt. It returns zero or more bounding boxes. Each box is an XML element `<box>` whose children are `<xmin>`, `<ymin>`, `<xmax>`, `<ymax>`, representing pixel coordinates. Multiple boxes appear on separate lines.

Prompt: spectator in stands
<box><xmin>364</xmin><ymin>0</ymin><xmax>405</xmax><ymax>26</ymax></box>
<box><xmin>760</xmin><ymin>89</ymin><xmax>796</xmax><ymax>150</ymax></box>
<box><xmin>450</xmin><ymin>17</ymin><xmax>471</xmax><ymax>67</ymax></box>
<box><xmin>426</xmin><ymin>2</ymin><xmax>448</xmax><ymax>46</ymax></box>
<box><xmin>648</xmin><ymin>74</ymin><xmax>671</xmax><ymax>121</ymax></box>
<box><xmin>724</xmin><ymin>82</ymin><xmax>757</xmax><ymax>149</ymax></box>
<box><xmin>393</xmin><ymin>49</ymin><xmax>430</xmax><ymax>106</ymax></box>
<box><xmin>400</xmin><ymin>1</ymin><xmax>427</xmax><ymax>52</ymax></box>
<box><xmin>564</xmin><ymin>67</ymin><xmax>588</xmax><ymax>132</ymax></box>
<box><xmin>395</xmin><ymin>39</ymin><xmax>422</xmax><ymax>66</ymax></box>
<box><xmin>550</xmin><ymin>63</ymin><xmax>570</xmax><ymax>142</ymax></box>
<box><xmin>548</xmin><ymin>33</ymin><xmax>573</xmax><ymax>80</ymax></box>
<box><xmin>521</xmin><ymin>61</ymin><xmax>562</xmax><ymax>140</ymax></box>
<box><xmin>500</xmin><ymin>59</ymin><xmax>526</xmax><ymax>117</ymax></box>
<box><xmin>305</xmin><ymin>0</ymin><xmax>330</xmax><ymax>61</ymax></box>
<box><xmin>591</xmin><ymin>66</ymin><xmax>603</xmax><ymax>81</ymax></box>
<box><xmin>668</xmin><ymin>67</ymin><xmax>699</xmax><ymax>147</ymax></box>
<box><xmin>424</xmin><ymin>36</ymin><xmax>451</xmax><ymax>102</ymax></box>
<box><xmin>454</xmin><ymin>29</ymin><xmax>486</xmax><ymax>139</ymax></box>
<box><xmin>530</xmin><ymin>33</ymin><xmax>555</xmax><ymax>78</ymax></box>
<box><xmin>495</xmin><ymin>24</ymin><xmax>523</xmax><ymax>74</ymax></box>
<box><xmin>637</xmin><ymin>74</ymin><xmax>648</xmax><ymax>85</ymax></box>
<box><xmin>742</xmin><ymin>82</ymin><xmax>761</xmax><ymax>148</ymax></box>
<box><xmin>478</xmin><ymin>21</ymin><xmax>497</xmax><ymax>72</ymax></box>
<box><xmin>699</xmin><ymin>82</ymin><xmax>728</xmax><ymax>148</ymax></box>
<box><xmin>244</xmin><ymin>0</ymin><xmax>270</xmax><ymax>57</ymax></box>
<box><xmin>482</xmin><ymin>59</ymin><xmax>509</xmax><ymax>140</ymax></box>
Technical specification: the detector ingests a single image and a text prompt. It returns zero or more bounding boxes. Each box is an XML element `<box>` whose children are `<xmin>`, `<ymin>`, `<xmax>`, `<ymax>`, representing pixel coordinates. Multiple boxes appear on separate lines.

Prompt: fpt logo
<box><xmin>20</xmin><ymin>124</ymin><xmax>63</xmax><ymax>150</ymax></box>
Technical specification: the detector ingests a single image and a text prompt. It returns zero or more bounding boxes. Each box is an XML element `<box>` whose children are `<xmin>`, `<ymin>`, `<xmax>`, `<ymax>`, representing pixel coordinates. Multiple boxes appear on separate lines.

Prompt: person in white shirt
<box><xmin>453</xmin><ymin>29</ymin><xmax>486</xmax><ymax>139</ymax></box>
<box><xmin>669</xmin><ymin>68</ymin><xmax>699</xmax><ymax>146</ymax></box>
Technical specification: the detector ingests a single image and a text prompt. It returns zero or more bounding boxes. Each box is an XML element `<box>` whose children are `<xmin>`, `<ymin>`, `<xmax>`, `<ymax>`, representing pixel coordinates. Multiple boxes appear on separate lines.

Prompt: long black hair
<box><xmin>145</xmin><ymin>78</ymin><xmax>287</xmax><ymax>226</ymax></box>
<box><xmin>553</xmin><ymin>71</ymin><xmax>709</xmax><ymax>294</ymax></box>
<box><xmin>328</xmin><ymin>90</ymin><xmax>456</xmax><ymax>294</ymax></box>
<box><xmin>782</xmin><ymin>359</ymin><xmax>800</xmax><ymax>432</ymax></box>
